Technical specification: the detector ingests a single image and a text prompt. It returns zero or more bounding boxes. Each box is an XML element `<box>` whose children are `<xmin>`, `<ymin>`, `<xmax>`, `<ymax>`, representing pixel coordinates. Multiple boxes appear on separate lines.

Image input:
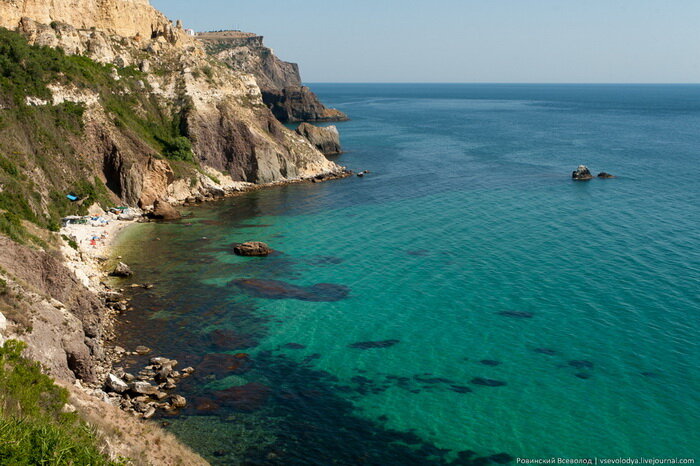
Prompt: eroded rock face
<box><xmin>233</xmin><ymin>242</ymin><xmax>273</xmax><ymax>257</ymax></box>
<box><xmin>0</xmin><ymin>0</ymin><xmax>184</xmax><ymax>42</ymax></box>
<box><xmin>296</xmin><ymin>123</ymin><xmax>342</xmax><ymax>155</ymax></box>
<box><xmin>0</xmin><ymin>236</ymin><xmax>109</xmax><ymax>383</ymax></box>
<box><xmin>572</xmin><ymin>165</ymin><xmax>594</xmax><ymax>180</ymax></box>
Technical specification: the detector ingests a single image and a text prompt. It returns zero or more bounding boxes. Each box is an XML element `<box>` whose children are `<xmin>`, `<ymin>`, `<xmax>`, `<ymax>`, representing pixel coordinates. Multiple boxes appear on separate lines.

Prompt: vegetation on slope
<box><xmin>0</xmin><ymin>27</ymin><xmax>196</xmax><ymax>244</ymax></box>
<box><xmin>0</xmin><ymin>340</ymin><xmax>120</xmax><ymax>465</ymax></box>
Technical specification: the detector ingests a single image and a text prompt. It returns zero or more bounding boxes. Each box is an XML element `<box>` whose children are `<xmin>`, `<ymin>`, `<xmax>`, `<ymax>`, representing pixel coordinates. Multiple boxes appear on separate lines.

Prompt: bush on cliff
<box><xmin>0</xmin><ymin>340</ymin><xmax>119</xmax><ymax>465</ymax></box>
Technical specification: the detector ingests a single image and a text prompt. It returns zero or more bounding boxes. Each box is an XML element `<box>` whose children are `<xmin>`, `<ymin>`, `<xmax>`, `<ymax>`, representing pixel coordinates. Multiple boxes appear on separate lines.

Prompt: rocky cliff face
<box><xmin>296</xmin><ymin>122</ymin><xmax>342</xmax><ymax>155</ymax></box>
<box><xmin>0</xmin><ymin>0</ymin><xmax>177</xmax><ymax>39</ymax></box>
<box><xmin>199</xmin><ymin>31</ymin><xmax>348</xmax><ymax>122</ymax></box>
<box><xmin>0</xmin><ymin>236</ymin><xmax>109</xmax><ymax>384</ymax></box>
<box><xmin>4</xmin><ymin>10</ymin><xmax>343</xmax><ymax>194</ymax></box>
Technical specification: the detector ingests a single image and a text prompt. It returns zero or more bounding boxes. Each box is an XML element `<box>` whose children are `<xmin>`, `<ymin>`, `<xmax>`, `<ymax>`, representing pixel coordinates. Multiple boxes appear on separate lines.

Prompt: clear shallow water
<box><xmin>114</xmin><ymin>84</ymin><xmax>700</xmax><ymax>464</ymax></box>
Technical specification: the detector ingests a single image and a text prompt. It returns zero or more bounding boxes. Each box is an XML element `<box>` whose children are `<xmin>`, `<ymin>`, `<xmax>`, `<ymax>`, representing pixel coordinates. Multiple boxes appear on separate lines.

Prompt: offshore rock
<box><xmin>233</xmin><ymin>241</ymin><xmax>273</xmax><ymax>257</ymax></box>
<box><xmin>296</xmin><ymin>123</ymin><xmax>342</xmax><ymax>155</ymax></box>
<box><xmin>597</xmin><ymin>172</ymin><xmax>616</xmax><ymax>178</ymax></box>
<box><xmin>572</xmin><ymin>165</ymin><xmax>594</xmax><ymax>180</ymax></box>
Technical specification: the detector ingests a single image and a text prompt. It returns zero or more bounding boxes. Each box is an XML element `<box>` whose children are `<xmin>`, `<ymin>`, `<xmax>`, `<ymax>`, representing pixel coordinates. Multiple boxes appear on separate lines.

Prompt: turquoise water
<box><xmin>114</xmin><ymin>84</ymin><xmax>700</xmax><ymax>464</ymax></box>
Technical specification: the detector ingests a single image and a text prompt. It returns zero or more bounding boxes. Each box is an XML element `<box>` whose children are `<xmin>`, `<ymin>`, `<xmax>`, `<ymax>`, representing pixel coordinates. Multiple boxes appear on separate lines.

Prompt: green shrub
<box><xmin>61</xmin><ymin>234</ymin><xmax>78</xmax><ymax>250</ymax></box>
<box><xmin>162</xmin><ymin>136</ymin><xmax>195</xmax><ymax>162</ymax></box>
<box><xmin>0</xmin><ymin>154</ymin><xmax>19</xmax><ymax>177</ymax></box>
<box><xmin>0</xmin><ymin>340</ymin><xmax>119</xmax><ymax>465</ymax></box>
<box><xmin>0</xmin><ymin>278</ymin><xmax>7</xmax><ymax>295</ymax></box>
<box><xmin>0</xmin><ymin>212</ymin><xmax>28</xmax><ymax>244</ymax></box>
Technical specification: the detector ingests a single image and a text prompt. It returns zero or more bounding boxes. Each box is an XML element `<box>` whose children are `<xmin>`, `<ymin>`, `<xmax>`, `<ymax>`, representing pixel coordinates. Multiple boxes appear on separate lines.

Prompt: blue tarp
<box><xmin>66</xmin><ymin>194</ymin><xmax>79</xmax><ymax>201</ymax></box>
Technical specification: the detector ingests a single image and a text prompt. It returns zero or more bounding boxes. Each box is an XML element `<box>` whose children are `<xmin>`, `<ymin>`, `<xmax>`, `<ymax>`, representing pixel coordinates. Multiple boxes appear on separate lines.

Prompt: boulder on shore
<box><xmin>597</xmin><ymin>172</ymin><xmax>615</xmax><ymax>179</ymax></box>
<box><xmin>105</xmin><ymin>373</ymin><xmax>129</xmax><ymax>394</ymax></box>
<box><xmin>296</xmin><ymin>122</ymin><xmax>342</xmax><ymax>155</ymax></box>
<box><xmin>150</xmin><ymin>199</ymin><xmax>181</xmax><ymax>220</ymax></box>
<box><xmin>572</xmin><ymin>165</ymin><xmax>593</xmax><ymax>180</ymax></box>
<box><xmin>111</xmin><ymin>262</ymin><xmax>133</xmax><ymax>277</ymax></box>
<box><xmin>233</xmin><ymin>241</ymin><xmax>273</xmax><ymax>257</ymax></box>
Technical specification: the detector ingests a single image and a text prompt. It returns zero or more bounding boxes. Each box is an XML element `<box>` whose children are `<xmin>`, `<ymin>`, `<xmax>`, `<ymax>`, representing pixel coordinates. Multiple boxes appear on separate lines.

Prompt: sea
<box><xmin>113</xmin><ymin>84</ymin><xmax>700</xmax><ymax>465</ymax></box>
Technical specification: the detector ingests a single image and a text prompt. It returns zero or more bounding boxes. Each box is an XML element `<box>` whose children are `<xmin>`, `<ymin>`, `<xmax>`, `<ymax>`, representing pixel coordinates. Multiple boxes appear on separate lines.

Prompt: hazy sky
<box><xmin>152</xmin><ymin>0</ymin><xmax>700</xmax><ymax>83</ymax></box>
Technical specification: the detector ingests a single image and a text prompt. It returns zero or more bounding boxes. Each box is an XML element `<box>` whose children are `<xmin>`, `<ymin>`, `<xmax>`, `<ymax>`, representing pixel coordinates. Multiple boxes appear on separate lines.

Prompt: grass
<box><xmin>0</xmin><ymin>340</ymin><xmax>121</xmax><ymax>464</ymax></box>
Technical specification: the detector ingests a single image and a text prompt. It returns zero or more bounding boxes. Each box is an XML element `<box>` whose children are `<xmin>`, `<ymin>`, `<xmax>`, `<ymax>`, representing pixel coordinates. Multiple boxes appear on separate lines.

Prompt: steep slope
<box><xmin>199</xmin><ymin>30</ymin><xmax>348</xmax><ymax>122</ymax></box>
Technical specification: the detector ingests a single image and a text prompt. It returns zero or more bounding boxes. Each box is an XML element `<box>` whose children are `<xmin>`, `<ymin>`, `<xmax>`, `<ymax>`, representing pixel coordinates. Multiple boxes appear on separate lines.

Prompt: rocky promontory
<box><xmin>198</xmin><ymin>30</ymin><xmax>348</xmax><ymax>122</ymax></box>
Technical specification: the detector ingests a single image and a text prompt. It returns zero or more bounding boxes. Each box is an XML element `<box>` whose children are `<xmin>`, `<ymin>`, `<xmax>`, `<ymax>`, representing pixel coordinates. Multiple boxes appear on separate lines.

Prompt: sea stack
<box><xmin>572</xmin><ymin>165</ymin><xmax>594</xmax><ymax>180</ymax></box>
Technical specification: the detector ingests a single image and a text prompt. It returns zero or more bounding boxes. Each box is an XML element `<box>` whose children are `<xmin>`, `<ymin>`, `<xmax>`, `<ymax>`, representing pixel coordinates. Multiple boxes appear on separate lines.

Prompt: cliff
<box><xmin>0</xmin><ymin>0</ymin><xmax>349</xmax><ymax>462</ymax></box>
<box><xmin>0</xmin><ymin>0</ymin><xmax>179</xmax><ymax>39</ymax></box>
<box><xmin>199</xmin><ymin>30</ymin><xmax>348</xmax><ymax>122</ymax></box>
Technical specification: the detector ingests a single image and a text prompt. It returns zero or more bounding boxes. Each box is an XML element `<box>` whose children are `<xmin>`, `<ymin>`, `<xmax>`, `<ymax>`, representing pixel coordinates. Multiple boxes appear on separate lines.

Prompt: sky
<box><xmin>151</xmin><ymin>0</ymin><xmax>700</xmax><ymax>83</ymax></box>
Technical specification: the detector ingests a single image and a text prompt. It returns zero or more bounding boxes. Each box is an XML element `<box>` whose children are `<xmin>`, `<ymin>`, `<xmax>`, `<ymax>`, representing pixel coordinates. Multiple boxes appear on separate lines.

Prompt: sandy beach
<box><xmin>59</xmin><ymin>212</ymin><xmax>140</xmax><ymax>292</ymax></box>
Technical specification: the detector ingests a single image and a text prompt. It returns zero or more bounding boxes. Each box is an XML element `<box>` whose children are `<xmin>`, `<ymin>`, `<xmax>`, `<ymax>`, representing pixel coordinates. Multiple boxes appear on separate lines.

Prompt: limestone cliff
<box><xmin>199</xmin><ymin>30</ymin><xmax>348</xmax><ymax>122</ymax></box>
<box><xmin>0</xmin><ymin>0</ymin><xmax>179</xmax><ymax>39</ymax></box>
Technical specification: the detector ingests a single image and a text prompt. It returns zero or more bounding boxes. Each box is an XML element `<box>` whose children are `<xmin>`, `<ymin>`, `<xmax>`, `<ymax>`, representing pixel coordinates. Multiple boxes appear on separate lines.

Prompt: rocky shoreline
<box><xmin>60</xmin><ymin>168</ymin><xmax>353</xmax><ymax>422</ymax></box>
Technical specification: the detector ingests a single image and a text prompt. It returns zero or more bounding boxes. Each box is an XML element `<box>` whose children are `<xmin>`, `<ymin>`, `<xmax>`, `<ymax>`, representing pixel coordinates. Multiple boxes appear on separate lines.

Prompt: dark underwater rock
<box><xmin>471</xmin><ymin>377</ymin><xmax>507</xmax><ymax>387</ymax></box>
<box><xmin>406</xmin><ymin>249</ymin><xmax>430</xmax><ymax>257</ymax></box>
<box><xmin>197</xmin><ymin>352</ymin><xmax>253</xmax><ymax>376</ymax></box>
<box><xmin>489</xmin><ymin>453</ymin><xmax>516</xmax><ymax>464</ymax></box>
<box><xmin>233</xmin><ymin>241</ymin><xmax>273</xmax><ymax>257</ymax></box>
<box><xmin>232</xmin><ymin>278</ymin><xmax>350</xmax><ymax>302</ymax></box>
<box><xmin>497</xmin><ymin>311</ymin><xmax>534</xmax><ymax>318</ymax></box>
<box><xmin>575</xmin><ymin>372</ymin><xmax>592</xmax><ymax>379</ymax></box>
<box><xmin>533</xmin><ymin>347</ymin><xmax>557</xmax><ymax>355</ymax></box>
<box><xmin>479</xmin><ymin>359</ymin><xmax>501</xmax><ymax>366</ymax></box>
<box><xmin>449</xmin><ymin>385</ymin><xmax>473</xmax><ymax>394</ymax></box>
<box><xmin>572</xmin><ymin>165</ymin><xmax>594</xmax><ymax>180</ymax></box>
<box><xmin>568</xmin><ymin>360</ymin><xmax>594</xmax><ymax>369</ymax></box>
<box><xmin>414</xmin><ymin>375</ymin><xmax>454</xmax><ymax>384</ymax></box>
<box><xmin>348</xmin><ymin>340</ymin><xmax>400</xmax><ymax>349</ymax></box>
<box><xmin>213</xmin><ymin>382</ymin><xmax>272</xmax><ymax>412</ymax></box>
<box><xmin>282</xmin><ymin>343</ymin><xmax>306</xmax><ymax>350</ymax></box>
<box><xmin>210</xmin><ymin>329</ymin><xmax>258</xmax><ymax>349</ymax></box>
